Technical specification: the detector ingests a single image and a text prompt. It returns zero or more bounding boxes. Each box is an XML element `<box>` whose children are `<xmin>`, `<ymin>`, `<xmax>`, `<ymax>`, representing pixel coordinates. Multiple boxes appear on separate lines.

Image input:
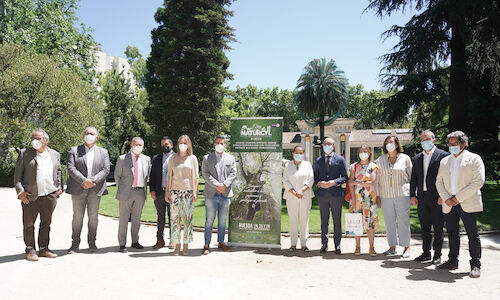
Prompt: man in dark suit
<box><xmin>313</xmin><ymin>137</ymin><xmax>348</xmax><ymax>254</ymax></box>
<box><xmin>149</xmin><ymin>136</ymin><xmax>175</xmax><ymax>249</ymax></box>
<box><xmin>66</xmin><ymin>127</ymin><xmax>110</xmax><ymax>253</ymax></box>
<box><xmin>14</xmin><ymin>128</ymin><xmax>63</xmax><ymax>261</ymax></box>
<box><xmin>410</xmin><ymin>130</ymin><xmax>449</xmax><ymax>264</ymax></box>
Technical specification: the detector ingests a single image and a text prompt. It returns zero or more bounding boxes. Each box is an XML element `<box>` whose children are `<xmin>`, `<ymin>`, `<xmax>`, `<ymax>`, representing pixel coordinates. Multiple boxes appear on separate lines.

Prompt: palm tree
<box><xmin>295</xmin><ymin>58</ymin><xmax>349</xmax><ymax>144</ymax></box>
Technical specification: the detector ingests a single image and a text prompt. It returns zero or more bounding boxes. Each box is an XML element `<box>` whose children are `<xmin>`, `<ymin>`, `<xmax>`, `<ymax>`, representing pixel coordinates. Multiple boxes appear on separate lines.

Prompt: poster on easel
<box><xmin>228</xmin><ymin>117</ymin><xmax>282</xmax><ymax>248</ymax></box>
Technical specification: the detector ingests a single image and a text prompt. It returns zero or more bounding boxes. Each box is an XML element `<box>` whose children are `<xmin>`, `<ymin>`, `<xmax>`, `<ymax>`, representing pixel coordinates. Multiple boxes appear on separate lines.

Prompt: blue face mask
<box><xmin>323</xmin><ymin>145</ymin><xmax>333</xmax><ymax>154</ymax></box>
<box><xmin>449</xmin><ymin>145</ymin><xmax>462</xmax><ymax>155</ymax></box>
<box><xmin>421</xmin><ymin>140</ymin><xmax>434</xmax><ymax>151</ymax></box>
<box><xmin>293</xmin><ymin>154</ymin><xmax>303</xmax><ymax>162</ymax></box>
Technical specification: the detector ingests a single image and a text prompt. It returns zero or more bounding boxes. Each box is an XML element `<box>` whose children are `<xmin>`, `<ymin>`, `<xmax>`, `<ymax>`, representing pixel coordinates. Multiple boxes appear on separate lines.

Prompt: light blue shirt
<box><xmin>162</xmin><ymin>151</ymin><xmax>174</xmax><ymax>188</ymax></box>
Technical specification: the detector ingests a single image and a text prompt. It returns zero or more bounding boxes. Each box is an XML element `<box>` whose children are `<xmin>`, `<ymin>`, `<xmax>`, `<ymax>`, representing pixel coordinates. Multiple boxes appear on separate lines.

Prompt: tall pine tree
<box><xmin>146</xmin><ymin>0</ymin><xmax>235</xmax><ymax>156</ymax></box>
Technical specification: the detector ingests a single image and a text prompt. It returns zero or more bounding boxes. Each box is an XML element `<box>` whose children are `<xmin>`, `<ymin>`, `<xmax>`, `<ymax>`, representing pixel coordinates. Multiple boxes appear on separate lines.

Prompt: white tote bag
<box><xmin>345</xmin><ymin>213</ymin><xmax>363</xmax><ymax>236</ymax></box>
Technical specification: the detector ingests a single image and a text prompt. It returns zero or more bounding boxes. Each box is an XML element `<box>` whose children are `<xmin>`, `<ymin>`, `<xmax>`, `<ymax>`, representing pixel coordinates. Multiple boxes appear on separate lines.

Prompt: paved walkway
<box><xmin>1</xmin><ymin>188</ymin><xmax>499</xmax><ymax>299</ymax></box>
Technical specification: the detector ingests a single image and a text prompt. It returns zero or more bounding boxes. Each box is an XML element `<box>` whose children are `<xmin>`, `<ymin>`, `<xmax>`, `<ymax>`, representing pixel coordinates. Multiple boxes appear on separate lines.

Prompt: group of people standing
<box><xmin>14</xmin><ymin>127</ymin><xmax>485</xmax><ymax>278</ymax></box>
<box><xmin>282</xmin><ymin>130</ymin><xmax>485</xmax><ymax>278</ymax></box>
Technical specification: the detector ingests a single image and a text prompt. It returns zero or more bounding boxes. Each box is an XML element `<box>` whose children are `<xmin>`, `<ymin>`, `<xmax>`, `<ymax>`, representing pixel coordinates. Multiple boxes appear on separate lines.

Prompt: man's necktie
<box><xmin>133</xmin><ymin>155</ymin><xmax>139</xmax><ymax>187</ymax></box>
<box><xmin>326</xmin><ymin>156</ymin><xmax>331</xmax><ymax>174</ymax></box>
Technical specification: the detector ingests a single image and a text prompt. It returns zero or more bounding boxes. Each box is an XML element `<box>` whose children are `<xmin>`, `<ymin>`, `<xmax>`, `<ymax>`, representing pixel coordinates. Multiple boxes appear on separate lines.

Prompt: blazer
<box><xmin>410</xmin><ymin>147</ymin><xmax>449</xmax><ymax>200</ymax></box>
<box><xmin>114</xmin><ymin>152</ymin><xmax>151</xmax><ymax>201</ymax></box>
<box><xmin>202</xmin><ymin>151</ymin><xmax>237</xmax><ymax>198</ymax></box>
<box><xmin>283</xmin><ymin>160</ymin><xmax>315</xmax><ymax>200</ymax></box>
<box><xmin>436</xmin><ymin>150</ymin><xmax>485</xmax><ymax>214</ymax></box>
<box><xmin>66</xmin><ymin>145</ymin><xmax>110</xmax><ymax>196</ymax></box>
<box><xmin>14</xmin><ymin>147</ymin><xmax>63</xmax><ymax>202</ymax></box>
<box><xmin>313</xmin><ymin>153</ymin><xmax>348</xmax><ymax>197</ymax></box>
<box><xmin>150</xmin><ymin>152</ymin><xmax>167</xmax><ymax>194</ymax></box>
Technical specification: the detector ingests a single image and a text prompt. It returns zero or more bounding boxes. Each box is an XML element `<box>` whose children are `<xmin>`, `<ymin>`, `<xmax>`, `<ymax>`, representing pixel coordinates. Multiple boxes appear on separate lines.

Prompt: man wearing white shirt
<box><xmin>435</xmin><ymin>131</ymin><xmax>485</xmax><ymax>278</ymax></box>
<box><xmin>14</xmin><ymin>129</ymin><xmax>63</xmax><ymax>261</ymax></box>
<box><xmin>66</xmin><ymin>127</ymin><xmax>110</xmax><ymax>253</ymax></box>
<box><xmin>410</xmin><ymin>130</ymin><xmax>448</xmax><ymax>264</ymax></box>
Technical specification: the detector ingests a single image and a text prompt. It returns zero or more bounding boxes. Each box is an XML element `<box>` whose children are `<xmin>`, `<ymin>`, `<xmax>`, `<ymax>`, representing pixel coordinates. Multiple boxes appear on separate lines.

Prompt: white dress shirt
<box><xmin>85</xmin><ymin>145</ymin><xmax>95</xmax><ymax>178</ymax></box>
<box><xmin>449</xmin><ymin>152</ymin><xmax>464</xmax><ymax>195</ymax></box>
<box><xmin>132</xmin><ymin>154</ymin><xmax>145</xmax><ymax>187</ymax></box>
<box><xmin>215</xmin><ymin>152</ymin><xmax>223</xmax><ymax>180</ymax></box>
<box><xmin>422</xmin><ymin>146</ymin><xmax>436</xmax><ymax>191</ymax></box>
<box><xmin>35</xmin><ymin>150</ymin><xmax>57</xmax><ymax>197</ymax></box>
<box><xmin>283</xmin><ymin>160</ymin><xmax>315</xmax><ymax>200</ymax></box>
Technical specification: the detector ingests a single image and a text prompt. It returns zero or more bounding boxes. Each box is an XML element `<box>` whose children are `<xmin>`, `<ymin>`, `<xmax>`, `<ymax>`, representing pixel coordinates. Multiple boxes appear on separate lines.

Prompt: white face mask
<box><xmin>31</xmin><ymin>139</ymin><xmax>42</xmax><ymax>150</ymax></box>
<box><xmin>386</xmin><ymin>142</ymin><xmax>396</xmax><ymax>153</ymax></box>
<box><xmin>178</xmin><ymin>144</ymin><xmax>188</xmax><ymax>152</ymax></box>
<box><xmin>84</xmin><ymin>134</ymin><xmax>96</xmax><ymax>145</ymax></box>
<box><xmin>131</xmin><ymin>145</ymin><xmax>143</xmax><ymax>155</ymax></box>
<box><xmin>359</xmin><ymin>152</ymin><xmax>369</xmax><ymax>161</ymax></box>
<box><xmin>215</xmin><ymin>144</ymin><xmax>224</xmax><ymax>153</ymax></box>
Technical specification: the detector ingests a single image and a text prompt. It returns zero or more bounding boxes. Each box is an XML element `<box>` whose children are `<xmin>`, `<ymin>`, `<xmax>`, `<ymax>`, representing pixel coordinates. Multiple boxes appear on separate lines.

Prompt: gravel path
<box><xmin>1</xmin><ymin>188</ymin><xmax>499</xmax><ymax>299</ymax></box>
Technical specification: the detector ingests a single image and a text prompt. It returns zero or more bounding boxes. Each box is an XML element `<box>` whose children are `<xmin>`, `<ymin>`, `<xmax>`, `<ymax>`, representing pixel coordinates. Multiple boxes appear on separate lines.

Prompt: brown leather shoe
<box><xmin>218</xmin><ymin>243</ymin><xmax>230</xmax><ymax>252</ymax></box>
<box><xmin>38</xmin><ymin>249</ymin><xmax>58</xmax><ymax>258</ymax></box>
<box><xmin>26</xmin><ymin>250</ymin><xmax>38</xmax><ymax>262</ymax></box>
<box><xmin>152</xmin><ymin>239</ymin><xmax>165</xmax><ymax>250</ymax></box>
<box><xmin>203</xmin><ymin>245</ymin><xmax>210</xmax><ymax>255</ymax></box>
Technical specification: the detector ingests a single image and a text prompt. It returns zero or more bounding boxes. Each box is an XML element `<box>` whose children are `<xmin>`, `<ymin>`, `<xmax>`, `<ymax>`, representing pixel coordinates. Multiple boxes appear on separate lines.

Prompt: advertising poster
<box><xmin>228</xmin><ymin>117</ymin><xmax>283</xmax><ymax>248</ymax></box>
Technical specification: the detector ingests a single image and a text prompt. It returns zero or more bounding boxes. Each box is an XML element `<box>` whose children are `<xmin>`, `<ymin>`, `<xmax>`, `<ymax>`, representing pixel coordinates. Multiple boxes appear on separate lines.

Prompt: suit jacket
<box><xmin>436</xmin><ymin>150</ymin><xmax>485</xmax><ymax>214</ymax></box>
<box><xmin>410</xmin><ymin>147</ymin><xmax>448</xmax><ymax>201</ymax></box>
<box><xmin>14</xmin><ymin>147</ymin><xmax>63</xmax><ymax>202</ymax></box>
<box><xmin>149</xmin><ymin>152</ymin><xmax>175</xmax><ymax>194</ymax></box>
<box><xmin>114</xmin><ymin>152</ymin><xmax>151</xmax><ymax>201</ymax></box>
<box><xmin>66</xmin><ymin>144</ymin><xmax>110</xmax><ymax>196</ymax></box>
<box><xmin>313</xmin><ymin>153</ymin><xmax>348</xmax><ymax>197</ymax></box>
<box><xmin>202</xmin><ymin>151</ymin><xmax>237</xmax><ymax>198</ymax></box>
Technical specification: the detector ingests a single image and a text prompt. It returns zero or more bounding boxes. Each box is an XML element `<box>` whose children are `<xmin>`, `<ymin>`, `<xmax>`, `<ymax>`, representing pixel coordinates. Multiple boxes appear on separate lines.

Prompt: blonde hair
<box><xmin>177</xmin><ymin>134</ymin><xmax>193</xmax><ymax>156</ymax></box>
<box><xmin>357</xmin><ymin>145</ymin><xmax>372</xmax><ymax>162</ymax></box>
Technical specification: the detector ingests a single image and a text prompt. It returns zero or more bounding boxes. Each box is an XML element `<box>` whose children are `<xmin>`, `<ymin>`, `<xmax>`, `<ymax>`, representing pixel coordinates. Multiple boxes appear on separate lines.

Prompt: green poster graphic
<box><xmin>228</xmin><ymin>118</ymin><xmax>282</xmax><ymax>248</ymax></box>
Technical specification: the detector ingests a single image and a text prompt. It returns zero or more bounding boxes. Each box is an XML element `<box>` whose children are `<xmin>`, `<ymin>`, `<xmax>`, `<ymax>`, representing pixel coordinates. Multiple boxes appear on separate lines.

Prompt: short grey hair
<box><xmin>323</xmin><ymin>137</ymin><xmax>335</xmax><ymax>146</ymax></box>
<box><xmin>446</xmin><ymin>131</ymin><xmax>469</xmax><ymax>146</ymax></box>
<box><xmin>32</xmin><ymin>128</ymin><xmax>49</xmax><ymax>141</ymax></box>
<box><xmin>214</xmin><ymin>135</ymin><xmax>226</xmax><ymax>143</ymax></box>
<box><xmin>131</xmin><ymin>137</ymin><xmax>144</xmax><ymax>144</ymax></box>
<box><xmin>85</xmin><ymin>126</ymin><xmax>99</xmax><ymax>136</ymax></box>
<box><xmin>421</xmin><ymin>130</ymin><xmax>435</xmax><ymax>139</ymax></box>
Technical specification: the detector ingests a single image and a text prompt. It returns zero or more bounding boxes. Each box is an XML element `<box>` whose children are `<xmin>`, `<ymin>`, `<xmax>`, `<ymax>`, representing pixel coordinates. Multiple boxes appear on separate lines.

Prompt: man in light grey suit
<box><xmin>114</xmin><ymin>137</ymin><xmax>151</xmax><ymax>252</ymax></box>
<box><xmin>14</xmin><ymin>128</ymin><xmax>63</xmax><ymax>261</ymax></box>
<box><xmin>66</xmin><ymin>127</ymin><xmax>110</xmax><ymax>253</ymax></box>
<box><xmin>201</xmin><ymin>135</ymin><xmax>237</xmax><ymax>254</ymax></box>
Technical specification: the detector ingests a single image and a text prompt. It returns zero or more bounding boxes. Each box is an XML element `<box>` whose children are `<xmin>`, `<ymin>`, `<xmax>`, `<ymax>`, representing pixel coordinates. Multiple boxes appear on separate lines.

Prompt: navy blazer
<box><xmin>149</xmin><ymin>152</ymin><xmax>174</xmax><ymax>194</ymax></box>
<box><xmin>410</xmin><ymin>147</ymin><xmax>449</xmax><ymax>200</ymax></box>
<box><xmin>313</xmin><ymin>153</ymin><xmax>348</xmax><ymax>197</ymax></box>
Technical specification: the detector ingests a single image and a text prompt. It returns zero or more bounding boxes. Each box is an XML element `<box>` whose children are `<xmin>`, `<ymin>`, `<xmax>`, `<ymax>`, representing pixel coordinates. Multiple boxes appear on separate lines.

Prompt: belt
<box><xmin>132</xmin><ymin>187</ymin><xmax>144</xmax><ymax>190</ymax></box>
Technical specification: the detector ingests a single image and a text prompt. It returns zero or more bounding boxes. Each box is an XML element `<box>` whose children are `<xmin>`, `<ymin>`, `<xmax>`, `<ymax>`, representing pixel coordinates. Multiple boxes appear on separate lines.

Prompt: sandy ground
<box><xmin>1</xmin><ymin>187</ymin><xmax>499</xmax><ymax>300</ymax></box>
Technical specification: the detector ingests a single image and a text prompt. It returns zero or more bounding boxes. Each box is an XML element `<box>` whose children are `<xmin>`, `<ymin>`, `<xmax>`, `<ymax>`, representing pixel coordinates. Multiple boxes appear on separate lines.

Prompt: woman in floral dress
<box><xmin>348</xmin><ymin>145</ymin><xmax>378</xmax><ymax>256</ymax></box>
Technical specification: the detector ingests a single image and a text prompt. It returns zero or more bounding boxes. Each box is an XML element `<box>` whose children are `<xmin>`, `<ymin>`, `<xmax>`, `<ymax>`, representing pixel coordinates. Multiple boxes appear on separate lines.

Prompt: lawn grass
<box><xmin>99</xmin><ymin>180</ymin><xmax>500</xmax><ymax>234</ymax></box>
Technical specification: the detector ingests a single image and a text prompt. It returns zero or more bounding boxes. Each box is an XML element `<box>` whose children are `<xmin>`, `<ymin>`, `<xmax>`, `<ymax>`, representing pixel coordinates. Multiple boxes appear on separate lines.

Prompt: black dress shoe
<box><xmin>436</xmin><ymin>260</ymin><xmax>458</xmax><ymax>270</ymax></box>
<box><xmin>414</xmin><ymin>252</ymin><xmax>431</xmax><ymax>262</ymax></box>
<box><xmin>119</xmin><ymin>246</ymin><xmax>127</xmax><ymax>253</ymax></box>
<box><xmin>334</xmin><ymin>248</ymin><xmax>342</xmax><ymax>255</ymax></box>
<box><xmin>131</xmin><ymin>242</ymin><xmax>144</xmax><ymax>249</ymax></box>
<box><xmin>320</xmin><ymin>245</ymin><xmax>327</xmax><ymax>253</ymax></box>
<box><xmin>67</xmin><ymin>245</ymin><xmax>79</xmax><ymax>254</ymax></box>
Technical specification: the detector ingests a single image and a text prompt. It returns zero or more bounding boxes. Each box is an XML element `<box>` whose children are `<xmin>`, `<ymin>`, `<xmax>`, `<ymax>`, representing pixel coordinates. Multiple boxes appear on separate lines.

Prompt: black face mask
<box><xmin>162</xmin><ymin>146</ymin><xmax>171</xmax><ymax>154</ymax></box>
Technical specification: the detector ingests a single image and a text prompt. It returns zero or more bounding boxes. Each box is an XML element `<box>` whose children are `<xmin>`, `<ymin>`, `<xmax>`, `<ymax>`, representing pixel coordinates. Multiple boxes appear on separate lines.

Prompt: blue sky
<box><xmin>77</xmin><ymin>0</ymin><xmax>412</xmax><ymax>91</ymax></box>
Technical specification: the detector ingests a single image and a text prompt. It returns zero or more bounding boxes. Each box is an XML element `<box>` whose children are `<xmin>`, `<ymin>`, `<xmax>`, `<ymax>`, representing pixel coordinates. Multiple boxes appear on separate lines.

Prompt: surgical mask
<box><xmin>178</xmin><ymin>144</ymin><xmax>188</xmax><ymax>152</ymax></box>
<box><xmin>449</xmin><ymin>145</ymin><xmax>461</xmax><ymax>155</ymax></box>
<box><xmin>31</xmin><ymin>139</ymin><xmax>42</xmax><ymax>150</ymax></box>
<box><xmin>386</xmin><ymin>142</ymin><xmax>396</xmax><ymax>152</ymax></box>
<box><xmin>84</xmin><ymin>134</ymin><xmax>96</xmax><ymax>145</ymax></box>
<box><xmin>359</xmin><ymin>152</ymin><xmax>369</xmax><ymax>161</ymax></box>
<box><xmin>293</xmin><ymin>154</ymin><xmax>303</xmax><ymax>162</ymax></box>
<box><xmin>421</xmin><ymin>140</ymin><xmax>434</xmax><ymax>151</ymax></box>
<box><xmin>323</xmin><ymin>145</ymin><xmax>333</xmax><ymax>154</ymax></box>
<box><xmin>131</xmin><ymin>145</ymin><xmax>143</xmax><ymax>155</ymax></box>
<box><xmin>162</xmin><ymin>145</ymin><xmax>171</xmax><ymax>154</ymax></box>
<box><xmin>215</xmin><ymin>144</ymin><xmax>225</xmax><ymax>153</ymax></box>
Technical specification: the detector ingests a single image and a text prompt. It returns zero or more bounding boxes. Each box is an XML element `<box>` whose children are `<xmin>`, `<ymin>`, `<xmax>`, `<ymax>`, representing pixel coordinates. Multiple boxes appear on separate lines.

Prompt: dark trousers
<box><xmin>21</xmin><ymin>192</ymin><xmax>58</xmax><ymax>253</ymax></box>
<box><xmin>318</xmin><ymin>193</ymin><xmax>343</xmax><ymax>248</ymax></box>
<box><xmin>154</xmin><ymin>189</ymin><xmax>171</xmax><ymax>240</ymax></box>
<box><xmin>417</xmin><ymin>192</ymin><xmax>444</xmax><ymax>257</ymax></box>
<box><xmin>445</xmin><ymin>204</ymin><xmax>481</xmax><ymax>268</ymax></box>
